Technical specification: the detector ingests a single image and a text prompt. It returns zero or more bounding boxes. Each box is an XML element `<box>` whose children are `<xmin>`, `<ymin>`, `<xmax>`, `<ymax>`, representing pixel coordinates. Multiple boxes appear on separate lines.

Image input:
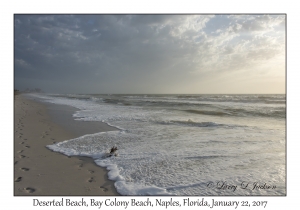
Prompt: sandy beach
<box><xmin>14</xmin><ymin>94</ymin><xmax>119</xmax><ymax>196</ymax></box>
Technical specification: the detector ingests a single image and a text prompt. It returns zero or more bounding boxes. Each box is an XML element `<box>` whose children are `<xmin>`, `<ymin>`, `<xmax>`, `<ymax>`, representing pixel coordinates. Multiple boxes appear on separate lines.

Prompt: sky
<box><xmin>14</xmin><ymin>14</ymin><xmax>286</xmax><ymax>94</ymax></box>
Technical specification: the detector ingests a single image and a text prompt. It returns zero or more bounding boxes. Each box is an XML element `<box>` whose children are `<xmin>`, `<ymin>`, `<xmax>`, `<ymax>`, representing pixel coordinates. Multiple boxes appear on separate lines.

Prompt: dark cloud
<box><xmin>14</xmin><ymin>14</ymin><xmax>285</xmax><ymax>94</ymax></box>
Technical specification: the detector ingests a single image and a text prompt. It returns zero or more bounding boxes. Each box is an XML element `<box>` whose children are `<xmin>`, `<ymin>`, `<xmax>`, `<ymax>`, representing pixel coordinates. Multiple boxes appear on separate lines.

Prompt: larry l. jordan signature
<box><xmin>207</xmin><ymin>181</ymin><xmax>276</xmax><ymax>192</ymax></box>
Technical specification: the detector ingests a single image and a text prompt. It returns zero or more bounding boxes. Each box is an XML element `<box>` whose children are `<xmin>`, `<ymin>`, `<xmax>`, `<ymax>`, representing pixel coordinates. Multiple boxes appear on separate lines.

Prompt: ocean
<box><xmin>29</xmin><ymin>93</ymin><xmax>286</xmax><ymax>196</ymax></box>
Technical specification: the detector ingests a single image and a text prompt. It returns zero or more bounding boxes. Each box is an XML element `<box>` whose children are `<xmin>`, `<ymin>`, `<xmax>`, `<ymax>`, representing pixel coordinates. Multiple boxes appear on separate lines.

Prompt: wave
<box><xmin>185</xmin><ymin>108</ymin><xmax>286</xmax><ymax>119</ymax></box>
<box><xmin>185</xmin><ymin>109</ymin><xmax>227</xmax><ymax>116</ymax></box>
<box><xmin>105</xmin><ymin>95</ymin><xmax>286</xmax><ymax>110</ymax></box>
<box><xmin>184</xmin><ymin>155</ymin><xmax>227</xmax><ymax>160</ymax></box>
<box><xmin>170</xmin><ymin>120</ymin><xmax>225</xmax><ymax>127</ymax></box>
<box><xmin>30</xmin><ymin>93</ymin><xmax>285</xmax><ymax>196</ymax></box>
<box><xmin>50</xmin><ymin>94</ymin><xmax>286</xmax><ymax>113</ymax></box>
<box><xmin>43</xmin><ymin>93</ymin><xmax>286</xmax><ymax>121</ymax></box>
<box><xmin>224</xmin><ymin>107</ymin><xmax>286</xmax><ymax>118</ymax></box>
<box><xmin>104</xmin><ymin>99</ymin><xmax>132</xmax><ymax>106</ymax></box>
<box><xmin>178</xmin><ymin>94</ymin><xmax>286</xmax><ymax>104</ymax></box>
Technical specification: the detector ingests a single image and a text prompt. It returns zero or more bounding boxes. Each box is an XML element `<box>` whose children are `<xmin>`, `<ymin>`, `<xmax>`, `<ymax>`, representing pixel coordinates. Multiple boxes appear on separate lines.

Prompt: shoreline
<box><xmin>14</xmin><ymin>94</ymin><xmax>120</xmax><ymax>196</ymax></box>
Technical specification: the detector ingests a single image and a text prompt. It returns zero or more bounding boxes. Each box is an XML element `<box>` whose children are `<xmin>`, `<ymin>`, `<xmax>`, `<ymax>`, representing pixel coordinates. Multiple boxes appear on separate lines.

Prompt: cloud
<box><xmin>14</xmin><ymin>14</ymin><xmax>285</xmax><ymax>94</ymax></box>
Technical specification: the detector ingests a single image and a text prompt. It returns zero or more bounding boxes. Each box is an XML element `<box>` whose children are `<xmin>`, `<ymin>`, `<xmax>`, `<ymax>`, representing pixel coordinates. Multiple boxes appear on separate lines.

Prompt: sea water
<box><xmin>28</xmin><ymin>93</ymin><xmax>286</xmax><ymax>195</ymax></box>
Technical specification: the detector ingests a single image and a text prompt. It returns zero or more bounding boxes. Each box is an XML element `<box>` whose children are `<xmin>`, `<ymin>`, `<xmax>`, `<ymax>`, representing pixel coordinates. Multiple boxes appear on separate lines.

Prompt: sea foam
<box><xmin>30</xmin><ymin>93</ymin><xmax>286</xmax><ymax>196</ymax></box>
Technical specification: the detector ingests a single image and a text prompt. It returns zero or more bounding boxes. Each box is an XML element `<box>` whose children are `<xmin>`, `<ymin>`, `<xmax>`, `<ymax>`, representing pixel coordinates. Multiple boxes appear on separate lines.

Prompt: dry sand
<box><xmin>14</xmin><ymin>94</ymin><xmax>120</xmax><ymax>196</ymax></box>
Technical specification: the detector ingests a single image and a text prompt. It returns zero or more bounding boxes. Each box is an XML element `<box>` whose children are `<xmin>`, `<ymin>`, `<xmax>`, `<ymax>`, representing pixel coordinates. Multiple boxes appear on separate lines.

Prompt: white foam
<box><xmin>114</xmin><ymin>181</ymin><xmax>173</xmax><ymax>196</ymax></box>
<box><xmin>33</xmin><ymin>93</ymin><xmax>285</xmax><ymax>195</ymax></box>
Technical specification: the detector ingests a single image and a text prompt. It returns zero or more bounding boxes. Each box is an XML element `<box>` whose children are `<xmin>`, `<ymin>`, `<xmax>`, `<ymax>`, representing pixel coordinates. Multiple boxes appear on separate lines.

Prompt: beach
<box><xmin>13</xmin><ymin>93</ymin><xmax>286</xmax><ymax>196</ymax></box>
<box><xmin>14</xmin><ymin>94</ymin><xmax>119</xmax><ymax>196</ymax></box>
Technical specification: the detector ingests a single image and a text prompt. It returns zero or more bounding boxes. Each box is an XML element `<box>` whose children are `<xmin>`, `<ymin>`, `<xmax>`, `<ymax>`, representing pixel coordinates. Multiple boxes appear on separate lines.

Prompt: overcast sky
<box><xmin>14</xmin><ymin>14</ymin><xmax>285</xmax><ymax>94</ymax></box>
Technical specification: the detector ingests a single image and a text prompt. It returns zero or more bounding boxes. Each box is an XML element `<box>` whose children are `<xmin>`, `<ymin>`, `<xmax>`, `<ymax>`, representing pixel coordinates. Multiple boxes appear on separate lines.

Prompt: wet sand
<box><xmin>14</xmin><ymin>94</ymin><xmax>120</xmax><ymax>196</ymax></box>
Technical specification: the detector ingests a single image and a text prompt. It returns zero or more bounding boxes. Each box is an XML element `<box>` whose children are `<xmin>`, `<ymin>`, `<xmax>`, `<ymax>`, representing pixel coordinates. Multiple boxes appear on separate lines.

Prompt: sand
<box><xmin>14</xmin><ymin>94</ymin><xmax>120</xmax><ymax>196</ymax></box>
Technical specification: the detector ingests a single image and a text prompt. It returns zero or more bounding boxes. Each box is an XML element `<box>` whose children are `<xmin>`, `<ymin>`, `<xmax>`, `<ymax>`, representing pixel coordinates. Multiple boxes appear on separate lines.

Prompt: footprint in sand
<box><xmin>19</xmin><ymin>155</ymin><xmax>26</xmax><ymax>158</ymax></box>
<box><xmin>88</xmin><ymin>177</ymin><xmax>95</xmax><ymax>183</ymax></box>
<box><xmin>14</xmin><ymin>161</ymin><xmax>18</xmax><ymax>165</ymax></box>
<box><xmin>100</xmin><ymin>186</ymin><xmax>108</xmax><ymax>192</ymax></box>
<box><xmin>15</xmin><ymin>177</ymin><xmax>22</xmax><ymax>182</ymax></box>
<box><xmin>17</xmin><ymin>150</ymin><xmax>24</xmax><ymax>153</ymax></box>
<box><xmin>21</xmin><ymin>168</ymin><xmax>29</xmax><ymax>171</ymax></box>
<box><xmin>24</xmin><ymin>187</ymin><xmax>35</xmax><ymax>193</ymax></box>
<box><xmin>89</xmin><ymin>170</ymin><xmax>95</xmax><ymax>174</ymax></box>
<box><xmin>19</xmin><ymin>142</ymin><xmax>24</xmax><ymax>144</ymax></box>
<box><xmin>25</xmin><ymin>146</ymin><xmax>30</xmax><ymax>148</ymax></box>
